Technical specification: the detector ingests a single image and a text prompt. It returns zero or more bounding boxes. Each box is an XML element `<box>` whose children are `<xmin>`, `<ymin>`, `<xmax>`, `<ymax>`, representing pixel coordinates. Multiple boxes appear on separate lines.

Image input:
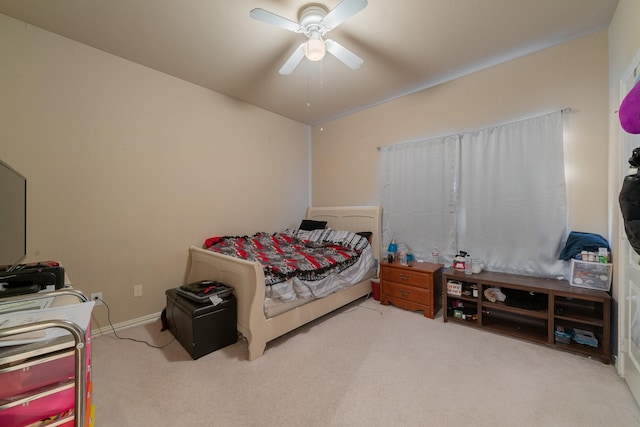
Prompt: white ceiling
<box><xmin>0</xmin><ymin>0</ymin><xmax>619</xmax><ymax>125</ymax></box>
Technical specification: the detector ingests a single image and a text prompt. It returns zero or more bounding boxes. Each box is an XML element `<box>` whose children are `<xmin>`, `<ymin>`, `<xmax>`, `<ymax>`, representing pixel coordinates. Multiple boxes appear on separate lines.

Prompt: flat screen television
<box><xmin>0</xmin><ymin>159</ymin><xmax>26</xmax><ymax>272</ymax></box>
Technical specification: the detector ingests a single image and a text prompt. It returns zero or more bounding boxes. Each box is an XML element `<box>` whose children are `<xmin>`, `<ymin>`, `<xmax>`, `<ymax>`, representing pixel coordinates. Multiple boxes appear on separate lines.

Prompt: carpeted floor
<box><xmin>91</xmin><ymin>297</ymin><xmax>640</xmax><ymax>426</ymax></box>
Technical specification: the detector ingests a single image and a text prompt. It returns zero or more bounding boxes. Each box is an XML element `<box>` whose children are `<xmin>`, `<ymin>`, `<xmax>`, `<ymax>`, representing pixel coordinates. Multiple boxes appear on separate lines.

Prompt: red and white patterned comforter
<box><xmin>204</xmin><ymin>229</ymin><xmax>373</xmax><ymax>301</ymax></box>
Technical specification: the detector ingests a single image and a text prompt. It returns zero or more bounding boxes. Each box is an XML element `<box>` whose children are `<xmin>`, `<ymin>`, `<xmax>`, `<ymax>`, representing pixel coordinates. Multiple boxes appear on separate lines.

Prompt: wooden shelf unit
<box><xmin>443</xmin><ymin>267</ymin><xmax>611</xmax><ymax>363</ymax></box>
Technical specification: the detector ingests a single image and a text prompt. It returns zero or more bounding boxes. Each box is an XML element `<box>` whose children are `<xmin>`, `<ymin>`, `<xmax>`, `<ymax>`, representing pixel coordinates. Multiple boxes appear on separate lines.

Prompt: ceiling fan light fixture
<box><xmin>305</xmin><ymin>33</ymin><xmax>325</xmax><ymax>61</ymax></box>
<box><xmin>251</xmin><ymin>0</ymin><xmax>368</xmax><ymax>73</ymax></box>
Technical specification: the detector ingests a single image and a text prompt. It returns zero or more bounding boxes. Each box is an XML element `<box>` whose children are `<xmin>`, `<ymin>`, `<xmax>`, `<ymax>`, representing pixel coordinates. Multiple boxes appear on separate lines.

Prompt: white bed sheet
<box><xmin>263</xmin><ymin>245</ymin><xmax>375</xmax><ymax>318</ymax></box>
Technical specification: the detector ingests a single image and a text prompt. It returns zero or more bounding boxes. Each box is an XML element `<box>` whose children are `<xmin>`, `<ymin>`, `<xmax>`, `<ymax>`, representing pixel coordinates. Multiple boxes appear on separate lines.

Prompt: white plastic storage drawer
<box><xmin>570</xmin><ymin>259</ymin><xmax>612</xmax><ymax>291</ymax></box>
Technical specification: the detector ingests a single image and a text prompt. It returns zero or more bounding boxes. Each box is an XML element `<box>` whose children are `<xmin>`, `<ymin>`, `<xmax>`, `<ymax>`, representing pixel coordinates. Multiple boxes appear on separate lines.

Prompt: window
<box><xmin>379</xmin><ymin>111</ymin><xmax>567</xmax><ymax>278</ymax></box>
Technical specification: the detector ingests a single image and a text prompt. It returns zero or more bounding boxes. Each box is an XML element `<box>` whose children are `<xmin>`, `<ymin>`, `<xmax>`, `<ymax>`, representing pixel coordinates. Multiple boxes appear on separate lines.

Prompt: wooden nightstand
<box><xmin>380</xmin><ymin>261</ymin><xmax>444</xmax><ymax>318</ymax></box>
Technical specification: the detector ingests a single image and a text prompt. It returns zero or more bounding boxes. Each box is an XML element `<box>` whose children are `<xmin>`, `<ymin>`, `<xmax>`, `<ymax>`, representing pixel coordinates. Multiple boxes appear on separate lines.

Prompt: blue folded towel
<box><xmin>558</xmin><ymin>231</ymin><xmax>610</xmax><ymax>261</ymax></box>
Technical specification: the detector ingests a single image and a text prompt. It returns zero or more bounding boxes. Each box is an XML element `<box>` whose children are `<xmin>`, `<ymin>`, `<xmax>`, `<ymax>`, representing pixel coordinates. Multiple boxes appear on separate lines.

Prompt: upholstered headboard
<box><xmin>306</xmin><ymin>206</ymin><xmax>382</xmax><ymax>261</ymax></box>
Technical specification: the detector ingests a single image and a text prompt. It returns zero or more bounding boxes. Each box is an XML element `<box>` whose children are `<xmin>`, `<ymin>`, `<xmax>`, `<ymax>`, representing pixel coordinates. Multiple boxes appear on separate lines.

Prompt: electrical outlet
<box><xmin>90</xmin><ymin>292</ymin><xmax>103</xmax><ymax>306</ymax></box>
<box><xmin>133</xmin><ymin>284</ymin><xmax>143</xmax><ymax>298</ymax></box>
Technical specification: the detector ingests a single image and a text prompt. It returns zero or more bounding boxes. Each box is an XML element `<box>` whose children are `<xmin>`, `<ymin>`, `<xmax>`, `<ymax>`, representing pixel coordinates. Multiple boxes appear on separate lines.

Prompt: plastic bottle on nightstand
<box><xmin>431</xmin><ymin>248</ymin><xmax>439</xmax><ymax>264</ymax></box>
<box><xmin>387</xmin><ymin>240</ymin><xmax>397</xmax><ymax>263</ymax></box>
<box><xmin>397</xmin><ymin>242</ymin><xmax>409</xmax><ymax>265</ymax></box>
<box><xmin>399</xmin><ymin>248</ymin><xmax>408</xmax><ymax>266</ymax></box>
<box><xmin>465</xmin><ymin>254</ymin><xmax>472</xmax><ymax>275</ymax></box>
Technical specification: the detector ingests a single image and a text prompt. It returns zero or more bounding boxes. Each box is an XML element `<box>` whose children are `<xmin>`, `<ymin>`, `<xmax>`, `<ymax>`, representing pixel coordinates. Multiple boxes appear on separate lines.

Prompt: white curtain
<box><xmin>458</xmin><ymin>112</ymin><xmax>567</xmax><ymax>277</ymax></box>
<box><xmin>379</xmin><ymin>135</ymin><xmax>460</xmax><ymax>265</ymax></box>
<box><xmin>379</xmin><ymin>111</ymin><xmax>567</xmax><ymax>278</ymax></box>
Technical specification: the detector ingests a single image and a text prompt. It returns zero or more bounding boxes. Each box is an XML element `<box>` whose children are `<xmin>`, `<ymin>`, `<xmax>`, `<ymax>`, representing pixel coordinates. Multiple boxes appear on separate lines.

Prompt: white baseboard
<box><xmin>91</xmin><ymin>311</ymin><xmax>162</xmax><ymax>336</ymax></box>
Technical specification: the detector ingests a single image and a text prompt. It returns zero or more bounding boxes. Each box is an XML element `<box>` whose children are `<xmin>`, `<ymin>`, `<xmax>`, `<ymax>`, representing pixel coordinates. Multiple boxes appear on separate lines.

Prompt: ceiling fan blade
<box><xmin>321</xmin><ymin>0</ymin><xmax>368</xmax><ymax>31</ymax></box>
<box><xmin>279</xmin><ymin>43</ymin><xmax>306</xmax><ymax>75</ymax></box>
<box><xmin>325</xmin><ymin>39</ymin><xmax>363</xmax><ymax>70</ymax></box>
<box><xmin>250</xmin><ymin>8</ymin><xmax>302</xmax><ymax>33</ymax></box>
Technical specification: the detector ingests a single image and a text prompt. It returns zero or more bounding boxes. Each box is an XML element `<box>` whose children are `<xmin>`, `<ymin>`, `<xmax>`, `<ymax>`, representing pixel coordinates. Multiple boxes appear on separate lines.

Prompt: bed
<box><xmin>184</xmin><ymin>206</ymin><xmax>382</xmax><ymax>360</ymax></box>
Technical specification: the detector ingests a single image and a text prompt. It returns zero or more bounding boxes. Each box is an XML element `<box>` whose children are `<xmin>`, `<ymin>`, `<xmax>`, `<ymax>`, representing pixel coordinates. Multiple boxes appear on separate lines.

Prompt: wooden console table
<box><xmin>443</xmin><ymin>267</ymin><xmax>611</xmax><ymax>363</ymax></box>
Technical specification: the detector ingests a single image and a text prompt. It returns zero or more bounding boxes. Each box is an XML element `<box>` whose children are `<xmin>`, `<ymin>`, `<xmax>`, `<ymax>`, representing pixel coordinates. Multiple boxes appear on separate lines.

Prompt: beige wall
<box><xmin>0</xmin><ymin>15</ymin><xmax>310</xmax><ymax>325</ymax></box>
<box><xmin>312</xmin><ymin>31</ymin><xmax>610</xmax><ymax>238</ymax></box>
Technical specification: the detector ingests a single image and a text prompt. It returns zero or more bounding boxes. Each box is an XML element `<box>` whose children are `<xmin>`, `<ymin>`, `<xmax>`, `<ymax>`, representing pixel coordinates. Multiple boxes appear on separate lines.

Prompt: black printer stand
<box><xmin>165</xmin><ymin>288</ymin><xmax>237</xmax><ymax>359</ymax></box>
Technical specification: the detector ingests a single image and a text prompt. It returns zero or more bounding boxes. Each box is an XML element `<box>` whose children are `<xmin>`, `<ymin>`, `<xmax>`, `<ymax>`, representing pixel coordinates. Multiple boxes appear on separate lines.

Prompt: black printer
<box><xmin>0</xmin><ymin>261</ymin><xmax>66</xmax><ymax>297</ymax></box>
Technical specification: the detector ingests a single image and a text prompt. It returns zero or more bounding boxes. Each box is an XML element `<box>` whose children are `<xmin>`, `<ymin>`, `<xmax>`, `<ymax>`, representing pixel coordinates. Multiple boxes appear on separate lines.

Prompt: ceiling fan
<box><xmin>250</xmin><ymin>0</ymin><xmax>368</xmax><ymax>75</ymax></box>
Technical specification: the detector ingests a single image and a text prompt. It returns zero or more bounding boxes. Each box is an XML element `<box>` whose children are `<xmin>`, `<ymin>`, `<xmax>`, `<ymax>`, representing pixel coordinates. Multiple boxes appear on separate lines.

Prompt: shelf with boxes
<box><xmin>443</xmin><ymin>267</ymin><xmax>611</xmax><ymax>363</ymax></box>
<box><xmin>446</xmin><ymin>279</ymin><xmax>478</xmax><ymax>322</ymax></box>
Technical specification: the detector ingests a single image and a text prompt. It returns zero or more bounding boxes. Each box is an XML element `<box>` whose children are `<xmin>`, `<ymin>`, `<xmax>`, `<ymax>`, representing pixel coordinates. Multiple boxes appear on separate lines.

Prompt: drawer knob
<box><xmin>400</xmin><ymin>289</ymin><xmax>410</xmax><ymax>297</ymax></box>
<box><xmin>399</xmin><ymin>273</ymin><xmax>410</xmax><ymax>280</ymax></box>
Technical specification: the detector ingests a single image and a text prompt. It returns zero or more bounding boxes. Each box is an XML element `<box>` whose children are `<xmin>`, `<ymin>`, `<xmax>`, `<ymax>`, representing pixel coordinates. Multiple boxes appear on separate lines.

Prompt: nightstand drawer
<box><xmin>381</xmin><ymin>267</ymin><xmax>432</xmax><ymax>289</ymax></box>
<box><xmin>383</xmin><ymin>282</ymin><xmax>431</xmax><ymax>305</ymax></box>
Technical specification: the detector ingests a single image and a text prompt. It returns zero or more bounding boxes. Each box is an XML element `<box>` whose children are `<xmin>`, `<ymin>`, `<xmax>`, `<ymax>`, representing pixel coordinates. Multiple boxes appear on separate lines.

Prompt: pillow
<box><xmin>295</xmin><ymin>228</ymin><xmax>332</xmax><ymax>242</ymax></box>
<box><xmin>356</xmin><ymin>231</ymin><xmax>373</xmax><ymax>243</ymax></box>
<box><xmin>322</xmin><ymin>229</ymin><xmax>370</xmax><ymax>251</ymax></box>
<box><xmin>299</xmin><ymin>219</ymin><xmax>328</xmax><ymax>231</ymax></box>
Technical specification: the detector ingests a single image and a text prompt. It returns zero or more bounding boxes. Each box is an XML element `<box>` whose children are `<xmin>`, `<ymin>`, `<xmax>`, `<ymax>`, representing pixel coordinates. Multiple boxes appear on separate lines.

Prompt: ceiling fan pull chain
<box><xmin>307</xmin><ymin>70</ymin><xmax>311</xmax><ymax>107</ymax></box>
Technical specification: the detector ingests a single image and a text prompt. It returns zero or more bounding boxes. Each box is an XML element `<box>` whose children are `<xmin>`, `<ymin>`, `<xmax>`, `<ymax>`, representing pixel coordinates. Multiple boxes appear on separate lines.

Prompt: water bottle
<box><xmin>399</xmin><ymin>249</ymin><xmax>408</xmax><ymax>266</ymax></box>
<box><xmin>431</xmin><ymin>248</ymin><xmax>439</xmax><ymax>264</ymax></box>
<box><xmin>465</xmin><ymin>254</ymin><xmax>472</xmax><ymax>275</ymax></box>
